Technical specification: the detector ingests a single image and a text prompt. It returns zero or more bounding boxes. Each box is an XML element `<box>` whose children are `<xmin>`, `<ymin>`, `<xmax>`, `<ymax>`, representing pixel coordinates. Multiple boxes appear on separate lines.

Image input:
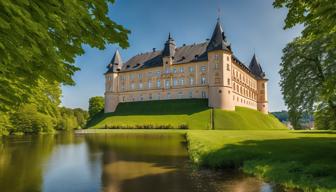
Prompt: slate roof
<box><xmin>249</xmin><ymin>54</ymin><xmax>266</xmax><ymax>79</ymax></box>
<box><xmin>206</xmin><ymin>19</ymin><xmax>231</xmax><ymax>52</ymax></box>
<box><xmin>106</xmin><ymin>50</ymin><xmax>122</xmax><ymax>73</ymax></box>
<box><xmin>119</xmin><ymin>42</ymin><xmax>209</xmax><ymax>72</ymax></box>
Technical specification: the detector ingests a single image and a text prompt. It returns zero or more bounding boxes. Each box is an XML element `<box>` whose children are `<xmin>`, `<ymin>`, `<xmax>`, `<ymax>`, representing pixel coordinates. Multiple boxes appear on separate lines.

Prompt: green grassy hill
<box><xmin>87</xmin><ymin>99</ymin><xmax>286</xmax><ymax>130</ymax></box>
<box><xmin>214</xmin><ymin>107</ymin><xmax>286</xmax><ymax>130</ymax></box>
<box><xmin>87</xmin><ymin>99</ymin><xmax>211</xmax><ymax>129</ymax></box>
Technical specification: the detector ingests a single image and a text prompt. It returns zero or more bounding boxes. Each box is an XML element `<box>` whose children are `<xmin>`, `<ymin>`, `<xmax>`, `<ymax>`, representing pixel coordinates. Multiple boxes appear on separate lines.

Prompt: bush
<box><xmin>10</xmin><ymin>104</ymin><xmax>54</xmax><ymax>134</ymax></box>
<box><xmin>88</xmin><ymin>96</ymin><xmax>104</xmax><ymax>119</ymax></box>
<box><xmin>101</xmin><ymin>124</ymin><xmax>188</xmax><ymax>129</ymax></box>
<box><xmin>0</xmin><ymin>113</ymin><xmax>12</xmax><ymax>136</ymax></box>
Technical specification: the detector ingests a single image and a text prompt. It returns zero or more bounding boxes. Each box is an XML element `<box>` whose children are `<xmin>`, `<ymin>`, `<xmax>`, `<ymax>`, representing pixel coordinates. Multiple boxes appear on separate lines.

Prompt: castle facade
<box><xmin>104</xmin><ymin>20</ymin><xmax>268</xmax><ymax>113</ymax></box>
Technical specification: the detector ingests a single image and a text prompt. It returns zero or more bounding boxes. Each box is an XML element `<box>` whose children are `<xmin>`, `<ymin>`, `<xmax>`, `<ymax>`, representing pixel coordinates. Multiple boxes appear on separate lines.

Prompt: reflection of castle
<box><xmin>105</xmin><ymin>19</ymin><xmax>268</xmax><ymax>114</ymax></box>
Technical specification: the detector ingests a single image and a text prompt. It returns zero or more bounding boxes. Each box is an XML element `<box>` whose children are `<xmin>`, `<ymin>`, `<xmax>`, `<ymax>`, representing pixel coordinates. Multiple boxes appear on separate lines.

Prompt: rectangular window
<box><xmin>173</xmin><ymin>68</ymin><xmax>177</xmax><ymax>73</ymax></box>
<box><xmin>148</xmin><ymin>80</ymin><xmax>152</xmax><ymax>89</ymax></box>
<box><xmin>148</xmin><ymin>72</ymin><xmax>152</xmax><ymax>77</ymax></box>
<box><xmin>227</xmin><ymin>64</ymin><xmax>230</xmax><ymax>71</ymax></box>
<box><xmin>167</xmin><ymin>92</ymin><xmax>171</xmax><ymax>99</ymax></box>
<box><xmin>227</xmin><ymin>78</ymin><xmax>230</xmax><ymax>85</ymax></box>
<box><xmin>157</xmin><ymin>80</ymin><xmax>161</xmax><ymax>88</ymax></box>
<box><xmin>179</xmin><ymin>67</ymin><xmax>184</xmax><ymax>73</ymax></box>
<box><xmin>201</xmin><ymin>77</ymin><xmax>206</xmax><ymax>84</ymax></box>
<box><xmin>165</xmin><ymin>68</ymin><xmax>170</xmax><ymax>74</ymax></box>
<box><xmin>180</xmin><ymin>78</ymin><xmax>184</xmax><ymax>86</ymax></box>
<box><xmin>189</xmin><ymin>66</ymin><xmax>194</xmax><ymax>72</ymax></box>
<box><xmin>201</xmin><ymin>91</ymin><xmax>206</xmax><ymax>98</ymax></box>
<box><xmin>215</xmin><ymin>63</ymin><xmax>218</xmax><ymax>69</ymax></box>
<box><xmin>138</xmin><ymin>73</ymin><xmax>143</xmax><ymax>79</ymax></box>
<box><xmin>189</xmin><ymin>91</ymin><xmax>193</xmax><ymax>98</ymax></box>
<box><xmin>130</xmin><ymin>74</ymin><xmax>134</xmax><ymax>80</ymax></box>
<box><xmin>173</xmin><ymin>78</ymin><xmax>178</xmax><ymax>86</ymax></box>
<box><xmin>157</xmin><ymin>71</ymin><xmax>161</xmax><ymax>77</ymax></box>
<box><xmin>165</xmin><ymin>79</ymin><xmax>170</xmax><ymax>88</ymax></box>
<box><xmin>139</xmin><ymin>83</ymin><xmax>143</xmax><ymax>89</ymax></box>
<box><xmin>190</xmin><ymin>77</ymin><xmax>194</xmax><ymax>85</ymax></box>
<box><xmin>131</xmin><ymin>83</ymin><xmax>135</xmax><ymax>90</ymax></box>
<box><xmin>200</xmin><ymin>66</ymin><xmax>206</xmax><ymax>72</ymax></box>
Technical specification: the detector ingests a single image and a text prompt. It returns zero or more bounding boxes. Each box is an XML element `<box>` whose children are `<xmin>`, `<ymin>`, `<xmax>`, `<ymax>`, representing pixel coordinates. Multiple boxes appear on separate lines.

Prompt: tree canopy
<box><xmin>274</xmin><ymin>0</ymin><xmax>336</xmax><ymax>129</ymax></box>
<box><xmin>89</xmin><ymin>96</ymin><xmax>104</xmax><ymax>119</ymax></box>
<box><xmin>0</xmin><ymin>0</ymin><xmax>129</xmax><ymax>111</ymax></box>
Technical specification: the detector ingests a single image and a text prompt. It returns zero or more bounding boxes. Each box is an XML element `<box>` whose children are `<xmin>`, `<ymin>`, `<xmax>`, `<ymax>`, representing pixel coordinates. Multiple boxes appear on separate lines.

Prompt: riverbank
<box><xmin>82</xmin><ymin>129</ymin><xmax>336</xmax><ymax>191</ymax></box>
<box><xmin>187</xmin><ymin>130</ymin><xmax>336</xmax><ymax>192</ymax></box>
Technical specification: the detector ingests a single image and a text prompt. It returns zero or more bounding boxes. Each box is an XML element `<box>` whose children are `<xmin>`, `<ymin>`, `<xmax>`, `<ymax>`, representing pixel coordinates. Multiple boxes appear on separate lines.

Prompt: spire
<box><xmin>207</xmin><ymin>19</ymin><xmax>231</xmax><ymax>52</ymax></box>
<box><xmin>107</xmin><ymin>50</ymin><xmax>123</xmax><ymax>73</ymax></box>
<box><xmin>162</xmin><ymin>33</ymin><xmax>176</xmax><ymax>57</ymax></box>
<box><xmin>249</xmin><ymin>54</ymin><xmax>266</xmax><ymax>78</ymax></box>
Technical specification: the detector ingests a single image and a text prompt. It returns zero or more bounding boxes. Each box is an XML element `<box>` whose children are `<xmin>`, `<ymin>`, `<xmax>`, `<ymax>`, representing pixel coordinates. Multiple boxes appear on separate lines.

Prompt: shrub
<box><xmin>0</xmin><ymin>113</ymin><xmax>12</xmax><ymax>136</ymax></box>
<box><xmin>101</xmin><ymin>124</ymin><xmax>188</xmax><ymax>129</ymax></box>
<box><xmin>10</xmin><ymin>104</ymin><xmax>54</xmax><ymax>134</ymax></box>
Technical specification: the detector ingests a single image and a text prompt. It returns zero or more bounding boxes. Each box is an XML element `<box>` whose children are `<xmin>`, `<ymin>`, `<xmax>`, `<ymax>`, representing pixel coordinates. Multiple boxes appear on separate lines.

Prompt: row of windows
<box><xmin>120</xmin><ymin>77</ymin><xmax>207</xmax><ymax>91</ymax></box>
<box><xmin>118</xmin><ymin>65</ymin><xmax>207</xmax><ymax>81</ymax></box>
<box><xmin>233</xmin><ymin>68</ymin><xmax>256</xmax><ymax>89</ymax></box>
<box><xmin>121</xmin><ymin>91</ymin><xmax>207</xmax><ymax>102</ymax></box>
<box><xmin>233</xmin><ymin>82</ymin><xmax>257</xmax><ymax>100</ymax></box>
<box><xmin>233</xmin><ymin>95</ymin><xmax>256</xmax><ymax>106</ymax></box>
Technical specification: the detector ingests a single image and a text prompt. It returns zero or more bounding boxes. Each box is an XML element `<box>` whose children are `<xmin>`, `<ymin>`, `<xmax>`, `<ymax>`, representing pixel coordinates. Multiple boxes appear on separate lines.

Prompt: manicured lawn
<box><xmin>87</xmin><ymin>99</ymin><xmax>211</xmax><ymax>129</ymax></box>
<box><xmin>187</xmin><ymin>130</ymin><xmax>336</xmax><ymax>191</ymax></box>
<box><xmin>214</xmin><ymin>107</ymin><xmax>286</xmax><ymax>130</ymax></box>
<box><xmin>87</xmin><ymin>99</ymin><xmax>285</xmax><ymax>130</ymax></box>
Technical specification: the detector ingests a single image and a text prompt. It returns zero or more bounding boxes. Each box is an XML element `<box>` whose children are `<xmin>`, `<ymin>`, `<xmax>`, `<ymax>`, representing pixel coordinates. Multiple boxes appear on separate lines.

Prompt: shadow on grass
<box><xmin>200</xmin><ymin>137</ymin><xmax>336</xmax><ymax>191</ymax></box>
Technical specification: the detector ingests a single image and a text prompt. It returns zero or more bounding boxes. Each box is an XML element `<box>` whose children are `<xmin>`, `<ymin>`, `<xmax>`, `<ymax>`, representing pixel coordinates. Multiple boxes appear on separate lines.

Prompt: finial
<box><xmin>217</xmin><ymin>8</ymin><xmax>221</xmax><ymax>22</ymax></box>
<box><xmin>168</xmin><ymin>32</ymin><xmax>171</xmax><ymax>39</ymax></box>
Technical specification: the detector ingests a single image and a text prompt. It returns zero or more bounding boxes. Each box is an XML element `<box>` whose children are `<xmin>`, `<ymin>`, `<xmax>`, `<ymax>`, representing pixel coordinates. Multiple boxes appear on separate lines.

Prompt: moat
<box><xmin>0</xmin><ymin>132</ymin><xmax>280</xmax><ymax>192</ymax></box>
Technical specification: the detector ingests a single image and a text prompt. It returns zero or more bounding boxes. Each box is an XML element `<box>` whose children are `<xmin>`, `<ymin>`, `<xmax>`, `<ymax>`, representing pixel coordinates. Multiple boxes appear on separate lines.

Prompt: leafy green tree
<box><xmin>0</xmin><ymin>113</ymin><xmax>12</xmax><ymax>136</ymax></box>
<box><xmin>89</xmin><ymin>96</ymin><xmax>104</xmax><ymax>119</ymax></box>
<box><xmin>10</xmin><ymin>104</ymin><xmax>54</xmax><ymax>134</ymax></box>
<box><xmin>0</xmin><ymin>0</ymin><xmax>129</xmax><ymax>112</ymax></box>
<box><xmin>274</xmin><ymin>0</ymin><xmax>336</xmax><ymax>129</ymax></box>
<box><xmin>56</xmin><ymin>107</ymin><xmax>88</xmax><ymax>130</ymax></box>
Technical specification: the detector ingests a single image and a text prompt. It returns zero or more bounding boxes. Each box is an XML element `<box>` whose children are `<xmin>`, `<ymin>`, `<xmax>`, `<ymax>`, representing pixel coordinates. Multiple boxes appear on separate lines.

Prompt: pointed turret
<box><xmin>107</xmin><ymin>50</ymin><xmax>123</xmax><ymax>73</ymax></box>
<box><xmin>162</xmin><ymin>33</ymin><xmax>176</xmax><ymax>57</ymax></box>
<box><xmin>249</xmin><ymin>54</ymin><xmax>265</xmax><ymax>78</ymax></box>
<box><xmin>207</xmin><ymin>19</ymin><xmax>231</xmax><ymax>52</ymax></box>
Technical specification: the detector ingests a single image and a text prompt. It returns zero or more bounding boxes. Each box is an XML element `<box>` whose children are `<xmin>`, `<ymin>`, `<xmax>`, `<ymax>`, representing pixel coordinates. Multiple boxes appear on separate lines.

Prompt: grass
<box><xmin>187</xmin><ymin>130</ymin><xmax>336</xmax><ymax>192</ymax></box>
<box><xmin>87</xmin><ymin>99</ymin><xmax>285</xmax><ymax>130</ymax></box>
<box><xmin>87</xmin><ymin>99</ymin><xmax>211</xmax><ymax>129</ymax></box>
<box><xmin>214</xmin><ymin>107</ymin><xmax>286</xmax><ymax>130</ymax></box>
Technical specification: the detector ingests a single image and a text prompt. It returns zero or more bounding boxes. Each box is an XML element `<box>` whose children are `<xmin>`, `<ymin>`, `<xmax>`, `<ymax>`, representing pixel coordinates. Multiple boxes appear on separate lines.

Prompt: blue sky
<box><xmin>61</xmin><ymin>0</ymin><xmax>302</xmax><ymax>112</ymax></box>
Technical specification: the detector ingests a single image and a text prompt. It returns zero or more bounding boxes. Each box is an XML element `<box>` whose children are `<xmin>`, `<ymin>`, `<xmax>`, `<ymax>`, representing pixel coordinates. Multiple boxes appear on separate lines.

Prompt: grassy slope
<box><xmin>214</xmin><ymin>107</ymin><xmax>286</xmax><ymax>130</ymax></box>
<box><xmin>187</xmin><ymin>130</ymin><xmax>336</xmax><ymax>191</ymax></box>
<box><xmin>87</xmin><ymin>99</ymin><xmax>211</xmax><ymax>130</ymax></box>
<box><xmin>88</xmin><ymin>99</ymin><xmax>286</xmax><ymax>130</ymax></box>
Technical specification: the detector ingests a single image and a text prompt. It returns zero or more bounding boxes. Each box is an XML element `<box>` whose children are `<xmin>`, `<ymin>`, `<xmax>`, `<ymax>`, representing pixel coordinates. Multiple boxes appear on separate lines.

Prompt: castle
<box><xmin>104</xmin><ymin>19</ymin><xmax>268</xmax><ymax>114</ymax></box>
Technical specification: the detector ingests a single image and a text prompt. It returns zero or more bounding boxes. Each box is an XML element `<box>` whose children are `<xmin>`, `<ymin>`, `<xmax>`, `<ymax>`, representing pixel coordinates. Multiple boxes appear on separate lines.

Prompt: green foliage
<box><xmin>0</xmin><ymin>0</ymin><xmax>129</xmax><ymax>112</ymax></box>
<box><xmin>214</xmin><ymin>107</ymin><xmax>286</xmax><ymax>130</ymax></box>
<box><xmin>10</xmin><ymin>104</ymin><xmax>54</xmax><ymax>134</ymax></box>
<box><xmin>57</xmin><ymin>107</ymin><xmax>89</xmax><ymax>130</ymax></box>
<box><xmin>0</xmin><ymin>113</ymin><xmax>12</xmax><ymax>136</ymax></box>
<box><xmin>315</xmin><ymin>104</ymin><xmax>336</xmax><ymax>130</ymax></box>
<box><xmin>274</xmin><ymin>0</ymin><xmax>336</xmax><ymax>129</ymax></box>
<box><xmin>187</xmin><ymin>130</ymin><xmax>336</xmax><ymax>191</ymax></box>
<box><xmin>87</xmin><ymin>99</ymin><xmax>211</xmax><ymax>129</ymax></box>
<box><xmin>88</xmin><ymin>96</ymin><xmax>105</xmax><ymax>119</ymax></box>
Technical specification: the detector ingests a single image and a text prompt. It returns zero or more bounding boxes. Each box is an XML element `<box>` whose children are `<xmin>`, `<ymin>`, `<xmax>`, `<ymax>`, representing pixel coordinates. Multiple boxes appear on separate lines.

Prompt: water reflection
<box><xmin>0</xmin><ymin>133</ymin><xmax>283</xmax><ymax>192</ymax></box>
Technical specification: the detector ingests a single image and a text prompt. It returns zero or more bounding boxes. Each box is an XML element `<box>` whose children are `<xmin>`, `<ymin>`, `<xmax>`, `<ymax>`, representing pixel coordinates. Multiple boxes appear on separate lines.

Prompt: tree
<box><xmin>274</xmin><ymin>0</ymin><xmax>336</xmax><ymax>129</ymax></box>
<box><xmin>10</xmin><ymin>104</ymin><xmax>54</xmax><ymax>134</ymax></box>
<box><xmin>88</xmin><ymin>96</ymin><xmax>104</xmax><ymax>118</ymax></box>
<box><xmin>0</xmin><ymin>0</ymin><xmax>129</xmax><ymax>112</ymax></box>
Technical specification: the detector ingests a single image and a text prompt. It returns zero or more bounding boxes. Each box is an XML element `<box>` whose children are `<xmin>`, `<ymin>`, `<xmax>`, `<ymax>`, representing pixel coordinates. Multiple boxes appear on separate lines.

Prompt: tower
<box><xmin>105</xmin><ymin>50</ymin><xmax>122</xmax><ymax>112</ymax></box>
<box><xmin>207</xmin><ymin>19</ymin><xmax>234</xmax><ymax>110</ymax></box>
<box><xmin>249</xmin><ymin>54</ymin><xmax>268</xmax><ymax>114</ymax></box>
<box><xmin>162</xmin><ymin>33</ymin><xmax>176</xmax><ymax>90</ymax></box>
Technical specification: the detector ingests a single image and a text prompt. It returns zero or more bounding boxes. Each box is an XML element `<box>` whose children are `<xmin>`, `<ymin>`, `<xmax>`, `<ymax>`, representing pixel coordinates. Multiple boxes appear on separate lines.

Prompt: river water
<box><xmin>0</xmin><ymin>132</ymin><xmax>282</xmax><ymax>192</ymax></box>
